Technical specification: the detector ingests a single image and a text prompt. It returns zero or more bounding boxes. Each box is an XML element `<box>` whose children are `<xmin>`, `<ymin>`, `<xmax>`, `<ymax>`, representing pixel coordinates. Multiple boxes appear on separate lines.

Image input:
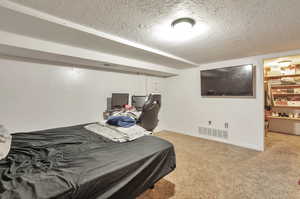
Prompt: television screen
<box><xmin>132</xmin><ymin>95</ymin><xmax>147</xmax><ymax>111</ymax></box>
<box><xmin>200</xmin><ymin>64</ymin><xmax>255</xmax><ymax>97</ymax></box>
<box><xmin>111</xmin><ymin>93</ymin><xmax>129</xmax><ymax>109</ymax></box>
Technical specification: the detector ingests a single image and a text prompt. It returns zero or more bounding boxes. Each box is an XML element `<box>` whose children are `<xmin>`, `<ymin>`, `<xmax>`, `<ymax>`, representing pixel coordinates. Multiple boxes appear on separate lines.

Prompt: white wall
<box><xmin>3</xmin><ymin>48</ymin><xmax>300</xmax><ymax>151</ymax></box>
<box><xmin>0</xmin><ymin>56</ymin><xmax>166</xmax><ymax>132</ymax></box>
<box><xmin>162</xmin><ymin>49</ymin><xmax>300</xmax><ymax>151</ymax></box>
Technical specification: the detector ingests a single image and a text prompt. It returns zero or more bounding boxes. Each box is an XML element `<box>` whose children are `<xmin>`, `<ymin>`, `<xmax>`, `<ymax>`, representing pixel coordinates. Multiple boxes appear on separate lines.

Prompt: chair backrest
<box><xmin>138</xmin><ymin>94</ymin><xmax>161</xmax><ymax>131</ymax></box>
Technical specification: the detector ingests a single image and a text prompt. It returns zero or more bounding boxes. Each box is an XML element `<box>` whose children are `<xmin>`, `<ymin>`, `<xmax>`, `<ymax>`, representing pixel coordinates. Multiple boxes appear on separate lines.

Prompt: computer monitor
<box><xmin>111</xmin><ymin>93</ymin><xmax>129</xmax><ymax>109</ymax></box>
<box><xmin>132</xmin><ymin>95</ymin><xmax>147</xmax><ymax>111</ymax></box>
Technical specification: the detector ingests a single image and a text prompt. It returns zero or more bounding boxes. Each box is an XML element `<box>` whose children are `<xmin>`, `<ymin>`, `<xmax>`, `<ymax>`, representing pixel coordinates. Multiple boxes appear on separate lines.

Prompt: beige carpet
<box><xmin>138</xmin><ymin>131</ymin><xmax>300</xmax><ymax>199</ymax></box>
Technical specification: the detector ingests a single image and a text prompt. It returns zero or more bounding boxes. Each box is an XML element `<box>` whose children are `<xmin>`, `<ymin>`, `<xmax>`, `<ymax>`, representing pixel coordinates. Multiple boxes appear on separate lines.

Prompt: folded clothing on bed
<box><xmin>106</xmin><ymin>116</ymin><xmax>136</xmax><ymax>128</ymax></box>
<box><xmin>85</xmin><ymin>123</ymin><xmax>127</xmax><ymax>142</ymax></box>
<box><xmin>106</xmin><ymin>122</ymin><xmax>151</xmax><ymax>141</ymax></box>
<box><xmin>85</xmin><ymin>123</ymin><xmax>150</xmax><ymax>142</ymax></box>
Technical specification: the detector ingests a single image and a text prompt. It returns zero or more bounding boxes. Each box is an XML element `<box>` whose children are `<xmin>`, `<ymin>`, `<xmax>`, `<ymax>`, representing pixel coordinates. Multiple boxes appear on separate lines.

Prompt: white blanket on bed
<box><xmin>85</xmin><ymin>122</ymin><xmax>151</xmax><ymax>142</ymax></box>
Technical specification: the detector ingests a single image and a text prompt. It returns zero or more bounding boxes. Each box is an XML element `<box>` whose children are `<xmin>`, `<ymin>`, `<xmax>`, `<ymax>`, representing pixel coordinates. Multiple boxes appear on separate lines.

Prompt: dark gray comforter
<box><xmin>0</xmin><ymin>124</ymin><xmax>176</xmax><ymax>199</ymax></box>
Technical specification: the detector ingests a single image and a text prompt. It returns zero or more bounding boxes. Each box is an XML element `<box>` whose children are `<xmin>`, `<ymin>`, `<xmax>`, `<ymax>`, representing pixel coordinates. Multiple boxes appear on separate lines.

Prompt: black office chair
<box><xmin>138</xmin><ymin>94</ymin><xmax>161</xmax><ymax>131</ymax></box>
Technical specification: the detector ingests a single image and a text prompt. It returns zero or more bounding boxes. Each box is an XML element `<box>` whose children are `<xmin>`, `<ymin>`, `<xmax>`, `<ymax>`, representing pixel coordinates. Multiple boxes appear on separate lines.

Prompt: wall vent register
<box><xmin>198</xmin><ymin>126</ymin><xmax>229</xmax><ymax>139</ymax></box>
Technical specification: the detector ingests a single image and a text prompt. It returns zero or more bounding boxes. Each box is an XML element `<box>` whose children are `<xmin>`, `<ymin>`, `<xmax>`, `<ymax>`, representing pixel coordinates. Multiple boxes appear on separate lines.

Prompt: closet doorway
<box><xmin>264</xmin><ymin>55</ymin><xmax>300</xmax><ymax>141</ymax></box>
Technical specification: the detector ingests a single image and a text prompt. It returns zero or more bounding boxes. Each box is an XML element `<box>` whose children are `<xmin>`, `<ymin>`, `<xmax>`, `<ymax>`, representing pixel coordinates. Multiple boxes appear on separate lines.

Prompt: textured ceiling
<box><xmin>9</xmin><ymin>0</ymin><xmax>300</xmax><ymax>65</ymax></box>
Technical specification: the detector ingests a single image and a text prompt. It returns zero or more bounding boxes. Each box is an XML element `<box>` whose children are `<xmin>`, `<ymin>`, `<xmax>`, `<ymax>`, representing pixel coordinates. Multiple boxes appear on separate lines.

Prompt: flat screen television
<box><xmin>111</xmin><ymin>93</ymin><xmax>129</xmax><ymax>109</ymax></box>
<box><xmin>132</xmin><ymin>95</ymin><xmax>147</xmax><ymax>111</ymax></box>
<box><xmin>200</xmin><ymin>64</ymin><xmax>255</xmax><ymax>97</ymax></box>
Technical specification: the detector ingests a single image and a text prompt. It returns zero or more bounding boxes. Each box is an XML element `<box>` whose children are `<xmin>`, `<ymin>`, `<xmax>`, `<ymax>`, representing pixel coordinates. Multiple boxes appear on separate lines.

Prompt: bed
<box><xmin>0</xmin><ymin>124</ymin><xmax>176</xmax><ymax>199</ymax></box>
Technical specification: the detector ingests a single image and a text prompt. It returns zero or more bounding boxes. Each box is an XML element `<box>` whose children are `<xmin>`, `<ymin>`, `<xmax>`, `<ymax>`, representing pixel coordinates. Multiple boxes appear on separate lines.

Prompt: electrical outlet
<box><xmin>225</xmin><ymin>122</ymin><xmax>229</xmax><ymax>128</ymax></box>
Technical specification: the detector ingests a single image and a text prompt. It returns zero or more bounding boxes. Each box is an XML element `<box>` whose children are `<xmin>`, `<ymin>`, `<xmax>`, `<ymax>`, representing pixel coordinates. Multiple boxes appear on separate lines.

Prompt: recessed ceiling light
<box><xmin>154</xmin><ymin>17</ymin><xmax>208</xmax><ymax>42</ymax></box>
<box><xmin>171</xmin><ymin>18</ymin><xmax>196</xmax><ymax>32</ymax></box>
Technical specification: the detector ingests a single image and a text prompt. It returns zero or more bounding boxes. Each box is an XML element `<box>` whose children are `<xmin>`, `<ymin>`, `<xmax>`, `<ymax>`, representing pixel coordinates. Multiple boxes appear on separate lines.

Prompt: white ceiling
<box><xmin>6</xmin><ymin>0</ymin><xmax>300</xmax><ymax>66</ymax></box>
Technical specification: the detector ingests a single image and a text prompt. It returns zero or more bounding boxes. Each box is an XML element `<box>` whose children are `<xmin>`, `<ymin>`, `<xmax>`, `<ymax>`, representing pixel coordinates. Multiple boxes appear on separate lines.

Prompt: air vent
<box><xmin>198</xmin><ymin>126</ymin><xmax>228</xmax><ymax>139</ymax></box>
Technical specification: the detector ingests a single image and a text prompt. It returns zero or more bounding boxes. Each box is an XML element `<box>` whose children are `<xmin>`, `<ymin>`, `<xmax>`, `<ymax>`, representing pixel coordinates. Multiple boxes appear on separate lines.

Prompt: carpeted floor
<box><xmin>138</xmin><ymin>131</ymin><xmax>300</xmax><ymax>199</ymax></box>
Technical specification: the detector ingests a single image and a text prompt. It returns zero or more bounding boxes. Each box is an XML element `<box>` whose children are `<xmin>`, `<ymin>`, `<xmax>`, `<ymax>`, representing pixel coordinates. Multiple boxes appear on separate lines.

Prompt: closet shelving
<box><xmin>265</xmin><ymin>74</ymin><xmax>300</xmax><ymax>80</ymax></box>
<box><xmin>272</xmin><ymin>105</ymin><xmax>300</xmax><ymax>109</ymax></box>
<box><xmin>273</xmin><ymin>93</ymin><xmax>300</xmax><ymax>96</ymax></box>
<box><xmin>271</xmin><ymin>85</ymin><xmax>300</xmax><ymax>89</ymax></box>
<box><xmin>268</xmin><ymin>116</ymin><xmax>300</xmax><ymax>121</ymax></box>
<box><xmin>265</xmin><ymin>64</ymin><xmax>300</xmax><ymax>121</ymax></box>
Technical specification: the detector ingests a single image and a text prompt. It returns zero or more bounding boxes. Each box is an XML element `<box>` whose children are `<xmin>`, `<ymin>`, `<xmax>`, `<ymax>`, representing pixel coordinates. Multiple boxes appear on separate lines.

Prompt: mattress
<box><xmin>0</xmin><ymin>124</ymin><xmax>176</xmax><ymax>199</ymax></box>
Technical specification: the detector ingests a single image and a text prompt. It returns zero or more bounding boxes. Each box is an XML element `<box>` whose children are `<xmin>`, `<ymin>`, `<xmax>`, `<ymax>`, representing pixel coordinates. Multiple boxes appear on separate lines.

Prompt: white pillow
<box><xmin>0</xmin><ymin>125</ymin><xmax>12</xmax><ymax>160</ymax></box>
<box><xmin>0</xmin><ymin>125</ymin><xmax>11</xmax><ymax>137</ymax></box>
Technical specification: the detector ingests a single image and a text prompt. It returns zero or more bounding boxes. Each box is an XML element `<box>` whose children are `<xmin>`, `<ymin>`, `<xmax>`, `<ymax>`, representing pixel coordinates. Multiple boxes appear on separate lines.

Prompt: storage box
<box><xmin>287</xmin><ymin>101</ymin><xmax>300</xmax><ymax>106</ymax></box>
<box><xmin>295</xmin><ymin>88</ymin><xmax>300</xmax><ymax>94</ymax></box>
<box><xmin>295</xmin><ymin>65</ymin><xmax>300</xmax><ymax>74</ymax></box>
<box><xmin>274</xmin><ymin>101</ymin><xmax>288</xmax><ymax>106</ymax></box>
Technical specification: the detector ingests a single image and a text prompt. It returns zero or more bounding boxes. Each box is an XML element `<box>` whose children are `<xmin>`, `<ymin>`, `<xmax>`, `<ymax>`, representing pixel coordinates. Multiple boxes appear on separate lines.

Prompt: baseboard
<box><xmin>160</xmin><ymin>129</ymin><xmax>262</xmax><ymax>151</ymax></box>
